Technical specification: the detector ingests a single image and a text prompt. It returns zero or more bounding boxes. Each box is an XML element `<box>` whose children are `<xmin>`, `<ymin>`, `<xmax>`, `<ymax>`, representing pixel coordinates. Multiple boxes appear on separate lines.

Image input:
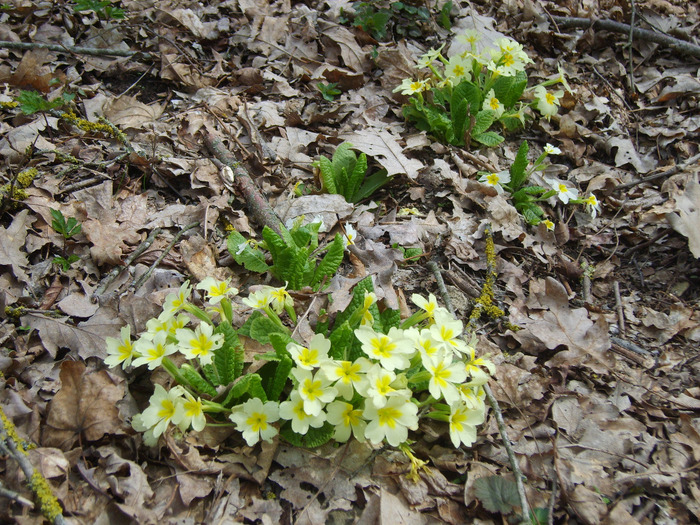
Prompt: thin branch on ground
<box><xmin>549</xmin><ymin>16</ymin><xmax>700</xmax><ymax>58</ymax></box>
<box><xmin>130</xmin><ymin>222</ymin><xmax>200</xmax><ymax>293</ymax></box>
<box><xmin>0</xmin><ymin>40</ymin><xmax>153</xmax><ymax>60</ymax></box>
<box><xmin>204</xmin><ymin>132</ymin><xmax>285</xmax><ymax>236</ymax></box>
<box><xmin>93</xmin><ymin>228</ymin><xmax>162</xmax><ymax>300</ymax></box>
<box><xmin>427</xmin><ymin>253</ymin><xmax>531</xmax><ymax>523</ymax></box>
<box><xmin>0</xmin><ymin>481</ymin><xmax>34</xmax><ymax>510</ymax></box>
<box><xmin>0</xmin><ymin>408</ymin><xmax>67</xmax><ymax>525</ymax></box>
<box><xmin>614</xmin><ymin>152</ymin><xmax>700</xmax><ymax>192</ymax></box>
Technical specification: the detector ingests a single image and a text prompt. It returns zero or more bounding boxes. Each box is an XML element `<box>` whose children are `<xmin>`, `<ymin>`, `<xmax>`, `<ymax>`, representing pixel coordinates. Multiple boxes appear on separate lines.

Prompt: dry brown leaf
<box><xmin>0</xmin><ymin>209</ymin><xmax>34</xmax><ymax>285</ymax></box>
<box><xmin>43</xmin><ymin>361</ymin><xmax>127</xmax><ymax>450</ymax></box>
<box><xmin>666</xmin><ymin>175</ymin><xmax>700</xmax><ymax>258</ymax></box>
<box><xmin>339</xmin><ymin>129</ymin><xmax>423</xmax><ymax>179</ymax></box>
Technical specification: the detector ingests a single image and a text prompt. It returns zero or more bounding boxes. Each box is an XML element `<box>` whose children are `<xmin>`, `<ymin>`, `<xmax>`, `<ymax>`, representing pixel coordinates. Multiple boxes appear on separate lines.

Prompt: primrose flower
<box><xmin>463</xmin><ymin>334</ymin><xmax>495</xmax><ymax>377</ymax></box>
<box><xmin>162</xmin><ymin>313</ymin><xmax>190</xmax><ymax>338</ymax></box>
<box><xmin>482</xmin><ymin>89</ymin><xmax>505</xmax><ymax>118</ymax></box>
<box><xmin>287</xmin><ymin>333</ymin><xmax>331</xmax><ymax>370</ymax></box>
<box><xmin>416</xmin><ymin>44</ymin><xmax>445</xmax><ymax>68</ymax></box>
<box><xmin>160</xmin><ymin>281</ymin><xmax>192</xmax><ymax>320</ymax></box>
<box><xmin>411</xmin><ymin>293</ymin><xmax>444</xmax><ymax>320</ymax></box>
<box><xmin>393</xmin><ymin>78</ymin><xmax>429</xmax><ymax>96</ymax></box>
<box><xmin>444</xmin><ymin>55</ymin><xmax>471</xmax><ymax>84</ymax></box>
<box><xmin>405</xmin><ymin>328</ymin><xmax>441</xmax><ymax>360</ymax></box>
<box><xmin>178</xmin><ymin>390</ymin><xmax>206</xmax><ymax>432</ymax></box>
<box><xmin>429</xmin><ymin>310</ymin><xmax>468</xmax><ymax>355</ymax></box>
<box><xmin>242</xmin><ymin>288</ymin><xmax>273</xmax><ymax>310</ymax></box>
<box><xmin>229</xmin><ymin>398</ymin><xmax>280</xmax><ymax>446</ymax></box>
<box><xmin>360</xmin><ymin>364</ymin><xmax>410</xmax><ymax>408</ymax></box>
<box><xmin>478</xmin><ymin>170</ymin><xmax>511</xmax><ymax>194</ymax></box>
<box><xmin>105</xmin><ymin>325</ymin><xmax>138</xmax><ymax>369</ymax></box>
<box><xmin>354</xmin><ymin>325</ymin><xmax>414</xmax><ymax>371</ymax></box>
<box><xmin>291</xmin><ymin>368</ymin><xmax>338</xmax><ymax>417</ymax></box>
<box><xmin>279</xmin><ymin>391</ymin><xmax>326</xmax><ymax>435</ymax></box>
<box><xmin>137</xmin><ymin>384</ymin><xmax>185</xmax><ymax>440</ymax></box>
<box><xmin>176</xmin><ymin>322</ymin><xmax>224</xmax><ymax>366</ymax></box>
<box><xmin>545</xmin><ymin>177</ymin><xmax>579</xmax><ymax>204</ymax></box>
<box><xmin>363</xmin><ymin>394</ymin><xmax>419</xmax><ymax>447</ymax></box>
<box><xmin>584</xmin><ymin>194</ymin><xmax>601</xmax><ymax>218</ymax></box>
<box><xmin>533</xmin><ymin>86</ymin><xmax>563</xmax><ymax>119</ymax></box>
<box><xmin>320</xmin><ymin>357</ymin><xmax>371</xmax><ymax>400</ymax></box>
<box><xmin>488</xmin><ymin>38</ymin><xmax>532</xmax><ymax>76</ymax></box>
<box><xmin>326</xmin><ymin>400</ymin><xmax>367</xmax><ymax>442</ymax></box>
<box><xmin>542</xmin><ymin>219</ymin><xmax>555</xmax><ymax>231</ymax></box>
<box><xmin>423</xmin><ymin>351</ymin><xmax>468</xmax><ymax>405</ymax></box>
<box><xmin>265</xmin><ymin>284</ymin><xmax>294</xmax><ymax>314</ymax></box>
<box><xmin>196</xmin><ymin>277</ymin><xmax>238</xmax><ymax>304</ymax></box>
<box><xmin>132</xmin><ymin>331</ymin><xmax>178</xmax><ymax>370</ymax></box>
<box><xmin>449</xmin><ymin>402</ymin><xmax>485</xmax><ymax>448</ymax></box>
<box><xmin>343</xmin><ymin>223</ymin><xmax>358</xmax><ymax>247</ymax></box>
<box><xmin>456</xmin><ymin>29</ymin><xmax>480</xmax><ymax>50</ymax></box>
<box><xmin>544</xmin><ymin>143</ymin><xmax>561</xmax><ymax>155</ymax></box>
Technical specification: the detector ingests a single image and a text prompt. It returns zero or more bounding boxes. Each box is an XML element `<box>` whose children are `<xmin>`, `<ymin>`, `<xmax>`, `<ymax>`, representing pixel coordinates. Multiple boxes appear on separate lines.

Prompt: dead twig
<box><xmin>0</xmin><ymin>40</ymin><xmax>154</xmax><ymax>60</ymax></box>
<box><xmin>549</xmin><ymin>16</ymin><xmax>700</xmax><ymax>59</ymax></box>
<box><xmin>427</xmin><ymin>256</ymin><xmax>531</xmax><ymax>523</ymax></box>
<box><xmin>613</xmin><ymin>152</ymin><xmax>700</xmax><ymax>192</ymax></box>
<box><xmin>204</xmin><ymin>132</ymin><xmax>284</xmax><ymax>236</ymax></box>
<box><xmin>613</xmin><ymin>281</ymin><xmax>625</xmax><ymax>335</ymax></box>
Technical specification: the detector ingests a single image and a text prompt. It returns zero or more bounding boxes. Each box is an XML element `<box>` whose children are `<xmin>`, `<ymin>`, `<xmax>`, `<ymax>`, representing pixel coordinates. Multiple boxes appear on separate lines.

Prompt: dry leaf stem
<box><xmin>549</xmin><ymin>16</ymin><xmax>700</xmax><ymax>59</ymax></box>
<box><xmin>0</xmin><ymin>40</ymin><xmax>153</xmax><ymax>60</ymax></box>
<box><xmin>204</xmin><ymin>132</ymin><xmax>284</xmax><ymax>235</ymax></box>
<box><xmin>427</xmin><ymin>258</ymin><xmax>531</xmax><ymax>522</ymax></box>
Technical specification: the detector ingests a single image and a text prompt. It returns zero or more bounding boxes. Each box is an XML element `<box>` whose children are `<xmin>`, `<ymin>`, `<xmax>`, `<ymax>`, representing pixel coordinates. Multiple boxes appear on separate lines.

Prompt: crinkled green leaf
<box><xmin>311</xmin><ymin>234</ymin><xmax>345</xmax><ymax>289</ymax></box>
<box><xmin>472</xmin><ymin>110</ymin><xmax>496</xmax><ymax>136</ymax></box>
<box><xmin>509</xmin><ymin>141</ymin><xmax>529</xmax><ymax>191</ymax></box>
<box><xmin>280</xmin><ymin>421</ymin><xmax>334</xmax><ymax>448</ymax></box>
<box><xmin>249</xmin><ymin>316</ymin><xmax>288</xmax><ymax>345</ymax></box>
<box><xmin>179</xmin><ymin>364</ymin><xmax>217</xmax><ymax>397</ymax></box>
<box><xmin>473</xmin><ymin>131</ymin><xmax>504</xmax><ymax>147</ymax></box>
<box><xmin>214</xmin><ymin>321</ymin><xmax>243</xmax><ymax>383</ymax></box>
<box><xmin>227</xmin><ymin>231</ymin><xmax>269</xmax><ymax>273</ymax></box>
<box><xmin>474</xmin><ymin>476</ymin><xmax>520</xmax><ymax>514</ymax></box>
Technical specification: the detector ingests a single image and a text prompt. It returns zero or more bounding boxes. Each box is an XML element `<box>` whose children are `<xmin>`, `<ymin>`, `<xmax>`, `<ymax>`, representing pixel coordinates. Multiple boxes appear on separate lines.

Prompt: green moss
<box><xmin>0</xmin><ymin>406</ymin><xmax>32</xmax><ymax>454</ymax></box>
<box><xmin>29</xmin><ymin>472</ymin><xmax>63</xmax><ymax>522</ymax></box>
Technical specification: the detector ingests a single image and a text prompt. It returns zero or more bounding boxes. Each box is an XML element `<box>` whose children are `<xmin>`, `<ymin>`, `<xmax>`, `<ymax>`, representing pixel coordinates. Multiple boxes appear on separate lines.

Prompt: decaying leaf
<box><xmin>43</xmin><ymin>361</ymin><xmax>127</xmax><ymax>450</ymax></box>
<box><xmin>666</xmin><ymin>175</ymin><xmax>700</xmax><ymax>258</ymax></box>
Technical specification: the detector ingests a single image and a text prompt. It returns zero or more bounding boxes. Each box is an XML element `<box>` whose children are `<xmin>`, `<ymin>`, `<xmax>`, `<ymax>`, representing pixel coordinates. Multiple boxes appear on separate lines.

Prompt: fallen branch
<box><xmin>204</xmin><ymin>132</ymin><xmax>284</xmax><ymax>236</ymax></box>
<box><xmin>427</xmin><ymin>249</ymin><xmax>531</xmax><ymax>523</ymax></box>
<box><xmin>0</xmin><ymin>407</ymin><xmax>67</xmax><ymax>524</ymax></box>
<box><xmin>549</xmin><ymin>16</ymin><xmax>700</xmax><ymax>59</ymax></box>
<box><xmin>0</xmin><ymin>40</ymin><xmax>154</xmax><ymax>60</ymax></box>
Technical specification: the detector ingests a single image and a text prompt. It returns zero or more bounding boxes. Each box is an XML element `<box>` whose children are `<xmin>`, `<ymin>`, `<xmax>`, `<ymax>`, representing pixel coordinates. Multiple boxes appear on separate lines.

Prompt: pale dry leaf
<box><xmin>0</xmin><ymin>208</ymin><xmax>34</xmax><ymax>285</ymax></box>
<box><xmin>339</xmin><ymin>129</ymin><xmax>423</xmax><ymax>179</ymax></box>
<box><xmin>666</xmin><ymin>175</ymin><xmax>700</xmax><ymax>258</ymax></box>
<box><xmin>21</xmin><ymin>305</ymin><xmax>122</xmax><ymax>359</ymax></box>
<box><xmin>98</xmin><ymin>446</ymin><xmax>155</xmax><ymax>510</ymax></box>
<box><xmin>43</xmin><ymin>361</ymin><xmax>126</xmax><ymax>450</ymax></box>
<box><xmin>103</xmin><ymin>95</ymin><xmax>164</xmax><ymax>129</ymax></box>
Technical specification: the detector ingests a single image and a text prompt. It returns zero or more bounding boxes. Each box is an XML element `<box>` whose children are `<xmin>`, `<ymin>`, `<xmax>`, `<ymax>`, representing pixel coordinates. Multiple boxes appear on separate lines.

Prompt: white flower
<box><xmin>423</xmin><ymin>351</ymin><xmax>468</xmax><ymax>405</ymax></box>
<box><xmin>105</xmin><ymin>325</ymin><xmax>138</xmax><ymax>369</ymax></box>
<box><xmin>196</xmin><ymin>277</ymin><xmax>238</xmax><ymax>304</ymax></box>
<box><xmin>264</xmin><ymin>284</ymin><xmax>294</xmax><ymax>315</ymax></box>
<box><xmin>545</xmin><ymin>177</ymin><xmax>579</xmax><ymax>204</ymax></box>
<box><xmin>343</xmin><ymin>223</ymin><xmax>358</xmax><ymax>247</ymax></box>
<box><xmin>363</xmin><ymin>395</ymin><xmax>418</xmax><ymax>447</ymax></box>
<box><xmin>533</xmin><ymin>86</ymin><xmax>563</xmax><ymax>120</ymax></box>
<box><xmin>160</xmin><ymin>281</ymin><xmax>192</xmax><ymax>320</ymax></box>
<box><xmin>326</xmin><ymin>400</ymin><xmax>367</xmax><ymax>442</ymax></box>
<box><xmin>241</xmin><ymin>288</ymin><xmax>273</xmax><ymax>310</ymax></box>
<box><xmin>416</xmin><ymin>44</ymin><xmax>445</xmax><ymax>68</ymax></box>
<box><xmin>544</xmin><ymin>143</ymin><xmax>561</xmax><ymax>155</ymax></box>
<box><xmin>354</xmin><ymin>326</ymin><xmax>414</xmax><ymax>371</ymax></box>
<box><xmin>444</xmin><ymin>55</ymin><xmax>471</xmax><ymax>84</ymax></box>
<box><xmin>478</xmin><ymin>170</ymin><xmax>511</xmax><ymax>194</ymax></box>
<box><xmin>584</xmin><ymin>194</ymin><xmax>601</xmax><ymax>218</ymax></box>
<box><xmin>287</xmin><ymin>333</ymin><xmax>331</xmax><ymax>370</ymax></box>
<box><xmin>138</xmin><ymin>384</ymin><xmax>185</xmax><ymax>439</ymax></box>
<box><xmin>291</xmin><ymin>368</ymin><xmax>338</xmax><ymax>417</ymax></box>
<box><xmin>176</xmin><ymin>322</ymin><xmax>224</xmax><ymax>366</ymax></box>
<box><xmin>482</xmin><ymin>89</ymin><xmax>504</xmax><ymax>118</ymax></box>
<box><xmin>132</xmin><ymin>331</ymin><xmax>178</xmax><ymax>370</ymax></box>
<box><xmin>456</xmin><ymin>29</ymin><xmax>480</xmax><ymax>49</ymax></box>
<box><xmin>320</xmin><ymin>357</ymin><xmax>371</xmax><ymax>400</ymax></box>
<box><xmin>429</xmin><ymin>310</ymin><xmax>468</xmax><ymax>355</ymax></box>
<box><xmin>229</xmin><ymin>398</ymin><xmax>280</xmax><ymax>446</ymax></box>
<box><xmin>179</xmin><ymin>390</ymin><xmax>206</xmax><ymax>432</ymax></box>
<box><xmin>487</xmin><ymin>38</ymin><xmax>532</xmax><ymax>76</ymax></box>
<box><xmin>406</xmin><ymin>329</ymin><xmax>443</xmax><ymax>360</ymax></box>
<box><xmin>449</xmin><ymin>402</ymin><xmax>485</xmax><ymax>448</ymax></box>
<box><xmin>359</xmin><ymin>364</ymin><xmax>410</xmax><ymax>409</ymax></box>
<box><xmin>393</xmin><ymin>78</ymin><xmax>429</xmax><ymax>95</ymax></box>
<box><xmin>411</xmin><ymin>293</ymin><xmax>444</xmax><ymax>319</ymax></box>
<box><xmin>279</xmin><ymin>390</ymin><xmax>326</xmax><ymax>435</ymax></box>
<box><xmin>542</xmin><ymin>219</ymin><xmax>555</xmax><ymax>231</ymax></box>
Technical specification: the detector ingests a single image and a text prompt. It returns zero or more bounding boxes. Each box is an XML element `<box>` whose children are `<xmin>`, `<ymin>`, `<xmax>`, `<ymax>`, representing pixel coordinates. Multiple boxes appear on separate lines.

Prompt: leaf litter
<box><xmin>0</xmin><ymin>0</ymin><xmax>699</xmax><ymax>523</ymax></box>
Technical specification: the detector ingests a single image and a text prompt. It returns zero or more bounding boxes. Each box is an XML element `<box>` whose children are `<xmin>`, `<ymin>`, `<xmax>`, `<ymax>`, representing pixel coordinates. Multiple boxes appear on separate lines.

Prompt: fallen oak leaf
<box><xmin>339</xmin><ymin>129</ymin><xmax>423</xmax><ymax>179</ymax></box>
<box><xmin>42</xmin><ymin>361</ymin><xmax>127</xmax><ymax>450</ymax></box>
<box><xmin>666</xmin><ymin>175</ymin><xmax>700</xmax><ymax>258</ymax></box>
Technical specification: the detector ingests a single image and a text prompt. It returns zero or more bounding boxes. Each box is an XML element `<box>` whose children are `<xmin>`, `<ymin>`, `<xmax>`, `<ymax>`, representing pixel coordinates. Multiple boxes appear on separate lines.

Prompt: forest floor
<box><xmin>1</xmin><ymin>0</ymin><xmax>699</xmax><ymax>523</ymax></box>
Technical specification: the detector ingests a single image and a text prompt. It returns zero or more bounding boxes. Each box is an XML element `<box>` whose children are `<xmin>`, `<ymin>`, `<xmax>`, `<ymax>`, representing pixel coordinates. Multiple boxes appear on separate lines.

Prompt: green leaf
<box><xmin>318</xmin><ymin>155</ymin><xmax>337</xmax><ymax>194</ymax></box>
<box><xmin>214</xmin><ymin>321</ymin><xmax>243</xmax><ymax>383</ymax></box>
<box><xmin>230</xmin><ymin>373</ymin><xmax>267</xmax><ymax>404</ymax></box>
<box><xmin>311</xmin><ymin>234</ymin><xmax>345</xmax><ymax>289</ymax></box>
<box><xmin>328</xmin><ymin>321</ymin><xmax>353</xmax><ymax>360</ymax></box>
<box><xmin>346</xmin><ymin>152</ymin><xmax>368</xmax><ymax>202</ymax></box>
<box><xmin>249</xmin><ymin>315</ymin><xmax>288</xmax><ymax>344</ymax></box>
<box><xmin>379</xmin><ymin>308</ymin><xmax>401</xmax><ymax>330</ymax></box>
<box><xmin>473</xmin><ymin>131</ymin><xmax>504</xmax><ymax>147</ymax></box>
<box><xmin>333</xmin><ymin>276</ymin><xmax>374</xmax><ymax>328</ymax></box>
<box><xmin>267</xmin><ymin>353</ymin><xmax>293</xmax><ymax>401</ymax></box>
<box><xmin>354</xmin><ymin>169</ymin><xmax>391</xmax><ymax>203</ymax></box>
<box><xmin>471</xmin><ymin>110</ymin><xmax>496</xmax><ymax>136</ymax></box>
<box><xmin>474</xmin><ymin>476</ymin><xmax>520</xmax><ymax>514</ymax></box>
<box><xmin>201</xmin><ymin>363</ymin><xmax>220</xmax><ymax>387</ymax></box>
<box><xmin>509</xmin><ymin>141</ymin><xmax>529</xmax><ymax>191</ymax></box>
<box><xmin>179</xmin><ymin>364</ymin><xmax>217</xmax><ymax>397</ymax></box>
<box><xmin>227</xmin><ymin>231</ymin><xmax>269</xmax><ymax>273</ymax></box>
<box><xmin>237</xmin><ymin>310</ymin><xmax>263</xmax><ymax>338</ymax></box>
<box><xmin>280</xmin><ymin>421</ymin><xmax>334</xmax><ymax>448</ymax></box>
<box><xmin>494</xmin><ymin>70</ymin><xmax>527</xmax><ymax>108</ymax></box>
<box><xmin>262</xmin><ymin>226</ymin><xmax>288</xmax><ymax>261</ymax></box>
